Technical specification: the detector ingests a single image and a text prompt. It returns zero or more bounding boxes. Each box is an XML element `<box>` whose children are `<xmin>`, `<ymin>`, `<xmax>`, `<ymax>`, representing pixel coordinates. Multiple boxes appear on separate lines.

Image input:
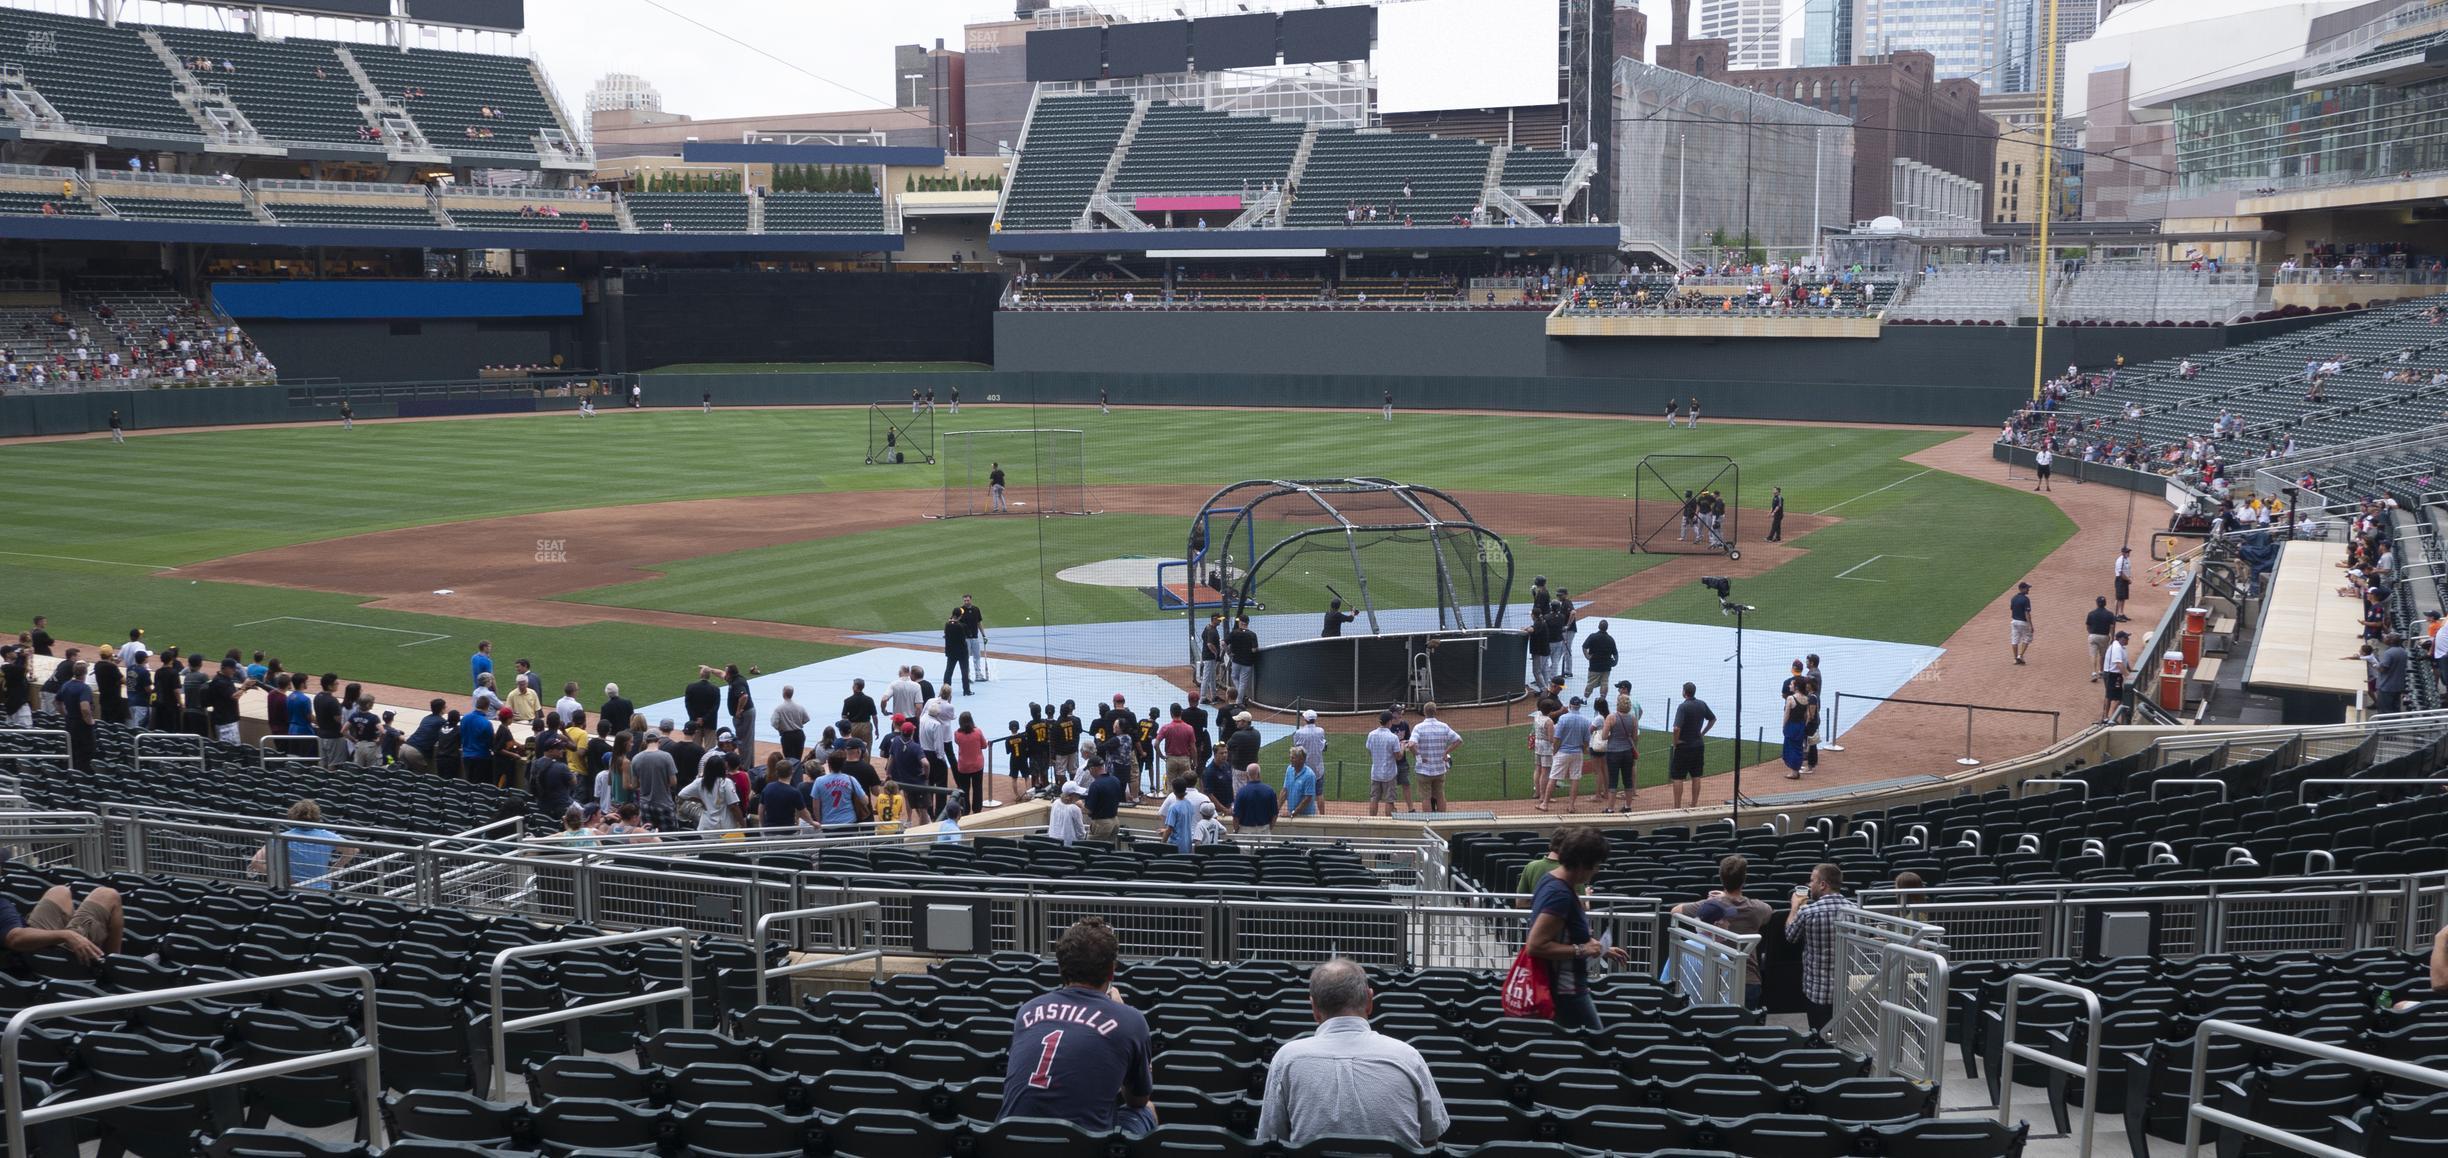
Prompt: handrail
<box><xmin>2149</xmin><ymin>778</ymin><xmax>2231</xmax><ymax>802</ymax></box>
<box><xmin>1873</xmin><ymin>941</ymin><xmax>1951</xmax><ymax>1088</ymax></box>
<box><xmin>750</xmin><ymin>902</ymin><xmax>885</xmax><ymax>997</ymax></box>
<box><xmin>2297</xmin><ymin>778</ymin><xmax>2444</xmax><ymax>806</ymax></box>
<box><xmin>0</xmin><ymin>729</ymin><xmax>69</xmax><ymax>755</ymax></box>
<box><xmin>1664</xmin><ymin>912</ymin><xmax>1761</xmax><ymax>1008</ymax></box>
<box><xmin>4</xmin><ymin>966</ymin><xmax>383</xmax><ymax>1157</ymax></box>
<box><xmin>2185</xmin><ymin>1020</ymin><xmax>2448</xmax><ymax>1158</ymax></box>
<box><xmin>487</xmin><ymin>927</ymin><xmax>694</xmax><ymax>1097</ymax></box>
<box><xmin>1829</xmin><ymin>692</ymin><xmax>2062</xmax><ymax>767</ymax></box>
<box><xmin>2017</xmin><ymin>778</ymin><xmax>2090</xmax><ymax>799</ymax></box>
<box><xmin>2000</xmin><ymin>973</ymin><xmax>2103</xmax><ymax>1158</ymax></box>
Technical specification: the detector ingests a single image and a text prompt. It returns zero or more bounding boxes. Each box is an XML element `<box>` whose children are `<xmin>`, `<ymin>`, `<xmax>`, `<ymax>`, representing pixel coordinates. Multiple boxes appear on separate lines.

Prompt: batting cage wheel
<box><xmin>935</xmin><ymin>428</ymin><xmax>1090</xmax><ymax>519</ymax></box>
<box><xmin>1629</xmin><ymin>454</ymin><xmax>1741</xmax><ymax>560</ymax></box>
<box><xmin>865</xmin><ymin>401</ymin><xmax>935</xmax><ymax>465</ymax></box>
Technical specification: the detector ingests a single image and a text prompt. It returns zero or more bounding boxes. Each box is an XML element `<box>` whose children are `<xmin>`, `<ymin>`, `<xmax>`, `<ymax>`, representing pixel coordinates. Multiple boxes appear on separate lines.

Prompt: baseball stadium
<box><xmin>0</xmin><ymin>0</ymin><xmax>2445</xmax><ymax>1155</ymax></box>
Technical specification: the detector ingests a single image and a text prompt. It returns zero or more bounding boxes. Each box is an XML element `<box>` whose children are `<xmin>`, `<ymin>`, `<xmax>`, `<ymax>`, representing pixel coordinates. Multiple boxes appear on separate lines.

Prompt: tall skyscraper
<box><xmin>1801</xmin><ymin>0</ymin><xmax>1853</xmax><ymax>67</ymax></box>
<box><xmin>2002</xmin><ymin>0</ymin><xmax>2100</xmax><ymax>94</ymax></box>
<box><xmin>1853</xmin><ymin>0</ymin><xmax>2007</xmax><ymax>84</ymax></box>
<box><xmin>1697</xmin><ymin>0</ymin><xmax>1786</xmax><ymax>70</ymax></box>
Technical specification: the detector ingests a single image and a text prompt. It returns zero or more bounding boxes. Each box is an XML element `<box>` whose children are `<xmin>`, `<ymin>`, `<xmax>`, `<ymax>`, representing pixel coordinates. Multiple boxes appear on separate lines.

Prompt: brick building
<box><xmin>1659</xmin><ymin>0</ymin><xmax>1997</xmax><ymax>225</ymax></box>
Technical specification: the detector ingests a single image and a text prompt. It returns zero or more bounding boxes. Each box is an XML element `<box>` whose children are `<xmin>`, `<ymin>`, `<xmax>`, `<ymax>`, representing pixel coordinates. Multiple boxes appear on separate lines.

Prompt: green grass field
<box><xmin>0</xmin><ymin>407</ymin><xmax>2069</xmax><ymax>797</ymax></box>
<box><xmin>558</xmin><ymin>514</ymin><xmax>1669</xmax><ymax>633</ymax></box>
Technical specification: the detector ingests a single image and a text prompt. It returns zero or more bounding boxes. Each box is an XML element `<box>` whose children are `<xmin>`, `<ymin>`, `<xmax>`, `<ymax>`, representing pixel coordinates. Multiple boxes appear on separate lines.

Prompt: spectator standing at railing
<box><xmin>1783</xmin><ymin>863</ymin><xmax>1856</xmax><ymax>1031</ymax></box>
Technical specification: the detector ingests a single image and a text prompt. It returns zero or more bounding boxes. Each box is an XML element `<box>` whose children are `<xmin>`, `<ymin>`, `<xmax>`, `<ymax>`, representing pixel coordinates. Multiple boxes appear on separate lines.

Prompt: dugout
<box><xmin>1190</xmin><ymin>478</ymin><xmax>1525</xmax><ymax>714</ymax></box>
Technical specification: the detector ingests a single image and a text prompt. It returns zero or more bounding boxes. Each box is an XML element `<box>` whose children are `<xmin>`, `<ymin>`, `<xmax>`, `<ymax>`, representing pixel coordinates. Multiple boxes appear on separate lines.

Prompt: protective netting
<box><xmin>939</xmin><ymin>428</ymin><xmax>1088</xmax><ymax>518</ymax></box>
<box><xmin>1211</xmin><ymin>480</ymin><xmax>1510</xmax><ymax>631</ymax></box>
<box><xmin>1630</xmin><ymin>454</ymin><xmax>1741</xmax><ymax>556</ymax></box>
<box><xmin>864</xmin><ymin>402</ymin><xmax>935</xmax><ymax>465</ymax></box>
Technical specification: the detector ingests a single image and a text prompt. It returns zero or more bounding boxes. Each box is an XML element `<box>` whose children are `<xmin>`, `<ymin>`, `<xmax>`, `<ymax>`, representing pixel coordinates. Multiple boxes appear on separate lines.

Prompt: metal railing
<box><xmin>2296</xmin><ymin>777</ymin><xmax>2445</xmax><ymax>805</ymax></box>
<box><xmin>4</xmin><ymin>966</ymin><xmax>384</xmax><ymax>1157</ymax></box>
<box><xmin>1871</xmin><ymin>941</ymin><xmax>1950</xmax><ymax>1088</ymax></box>
<box><xmin>487</xmin><ymin>927</ymin><xmax>694</xmax><ymax>1098</ymax></box>
<box><xmin>1830</xmin><ymin>908</ymin><xmax>1946</xmax><ymax>1077</ymax></box>
<box><xmin>1864</xmin><ymin>867</ymin><xmax>2448</xmax><ymax>963</ymax></box>
<box><xmin>253</xmin><ymin>177</ymin><xmax>435</xmax><ymax>199</ymax></box>
<box><xmin>1662</xmin><ymin>912</ymin><xmax>1759</xmax><ymax>1007</ymax></box>
<box><xmin>2149</xmin><ymin>778</ymin><xmax>2233</xmax><ymax>802</ymax></box>
<box><xmin>752</xmin><ymin>902</ymin><xmax>884</xmax><ymax>996</ymax></box>
<box><xmin>1998</xmin><ymin>974</ymin><xmax>2103</xmax><ymax>1158</ymax></box>
<box><xmin>2016</xmin><ymin>778</ymin><xmax>2091</xmax><ymax>799</ymax></box>
<box><xmin>2185</xmin><ymin>1020</ymin><xmax>2448</xmax><ymax>1158</ymax></box>
<box><xmin>1828</xmin><ymin>692</ymin><xmax>2063</xmax><ymax>767</ymax></box>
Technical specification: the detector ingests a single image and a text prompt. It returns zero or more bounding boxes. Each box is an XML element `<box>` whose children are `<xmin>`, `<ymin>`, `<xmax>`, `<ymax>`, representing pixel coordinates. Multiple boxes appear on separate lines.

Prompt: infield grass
<box><xmin>0</xmin><ymin>407</ymin><xmax>2068</xmax><ymax>801</ymax></box>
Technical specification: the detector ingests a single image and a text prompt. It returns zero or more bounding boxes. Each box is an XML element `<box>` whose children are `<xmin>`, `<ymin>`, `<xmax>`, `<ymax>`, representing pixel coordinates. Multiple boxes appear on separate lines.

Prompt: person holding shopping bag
<box><xmin>1505</xmin><ymin>827</ymin><xmax>1629</xmax><ymax>1029</ymax></box>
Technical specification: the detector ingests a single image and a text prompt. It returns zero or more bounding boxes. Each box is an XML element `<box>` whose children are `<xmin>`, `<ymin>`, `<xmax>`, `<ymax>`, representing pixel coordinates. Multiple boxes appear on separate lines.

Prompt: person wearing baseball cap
<box><xmin>1225</xmin><ymin>710</ymin><xmax>1260</xmax><ymax>777</ymax></box>
<box><xmin>2100</xmin><ymin>630</ymin><xmax>2132</xmax><ymax>724</ymax></box>
<box><xmin>2008</xmin><ymin>582</ymin><xmax>2035</xmax><ymax>666</ymax></box>
<box><xmin>1292</xmin><ymin>709</ymin><xmax>1326</xmax><ymax>773</ymax></box>
<box><xmin>1046</xmin><ymin>780</ymin><xmax>1088</xmax><ymax>846</ymax></box>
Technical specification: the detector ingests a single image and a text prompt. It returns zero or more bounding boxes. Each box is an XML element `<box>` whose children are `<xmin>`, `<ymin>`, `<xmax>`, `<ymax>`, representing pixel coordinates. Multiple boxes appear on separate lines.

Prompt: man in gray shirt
<box><xmin>2373</xmin><ymin>633</ymin><xmax>2410</xmax><ymax>714</ymax></box>
<box><xmin>630</xmin><ymin>731</ymin><xmax>680</xmax><ymax>832</ymax></box>
<box><xmin>1255</xmin><ymin>957</ymin><xmax>1447</xmax><ymax>1149</ymax></box>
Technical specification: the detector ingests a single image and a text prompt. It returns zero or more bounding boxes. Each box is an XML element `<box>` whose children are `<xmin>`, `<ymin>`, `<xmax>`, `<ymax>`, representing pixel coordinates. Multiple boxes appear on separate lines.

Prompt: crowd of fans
<box><xmin>0</xmin><ymin>299</ymin><xmax>273</xmax><ymax>392</ymax></box>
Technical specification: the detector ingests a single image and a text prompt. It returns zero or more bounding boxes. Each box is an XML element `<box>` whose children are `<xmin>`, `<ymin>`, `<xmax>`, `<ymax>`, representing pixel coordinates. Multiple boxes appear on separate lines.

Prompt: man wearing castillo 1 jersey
<box><xmin>1000</xmin><ymin>916</ymin><xmax>1155</xmax><ymax>1134</ymax></box>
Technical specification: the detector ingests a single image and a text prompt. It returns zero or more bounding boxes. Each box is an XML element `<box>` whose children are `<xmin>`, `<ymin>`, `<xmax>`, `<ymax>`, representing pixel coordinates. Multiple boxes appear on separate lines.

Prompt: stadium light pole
<box><xmin>1701</xmin><ymin>576</ymin><xmax>1753</xmax><ymax>823</ymax></box>
<box><xmin>1676</xmin><ymin>133</ymin><xmax>1686</xmax><ymax>269</ymax></box>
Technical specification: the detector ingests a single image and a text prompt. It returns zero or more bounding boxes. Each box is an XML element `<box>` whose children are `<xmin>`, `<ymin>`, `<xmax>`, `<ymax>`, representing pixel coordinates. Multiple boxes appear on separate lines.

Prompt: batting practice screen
<box><xmin>939</xmin><ymin>428</ymin><xmax>1089</xmax><ymax>519</ymax></box>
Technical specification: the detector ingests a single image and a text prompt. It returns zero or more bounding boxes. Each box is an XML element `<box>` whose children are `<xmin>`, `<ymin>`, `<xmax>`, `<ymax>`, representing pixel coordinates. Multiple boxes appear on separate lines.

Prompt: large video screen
<box><xmin>407</xmin><ymin>0</ymin><xmax>526</xmax><ymax>30</ymax></box>
<box><xmin>1280</xmin><ymin>5</ymin><xmax>1372</xmax><ymax>64</ymax></box>
<box><xmin>1192</xmin><ymin>13</ymin><xmax>1278</xmax><ymax>70</ymax></box>
<box><xmin>1026</xmin><ymin>26</ymin><xmax>1106</xmax><ymax>81</ymax></box>
<box><xmin>1107</xmin><ymin>20</ymin><xmax>1191</xmax><ymax>77</ymax></box>
<box><xmin>1376</xmin><ymin>0</ymin><xmax>1558</xmax><ymax>114</ymax></box>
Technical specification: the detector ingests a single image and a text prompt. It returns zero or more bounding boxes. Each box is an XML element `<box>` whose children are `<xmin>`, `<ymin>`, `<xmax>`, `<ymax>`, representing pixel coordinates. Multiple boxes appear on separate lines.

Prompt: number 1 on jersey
<box><xmin>1026</xmin><ymin>1028</ymin><xmax>1064</xmax><ymax>1088</ymax></box>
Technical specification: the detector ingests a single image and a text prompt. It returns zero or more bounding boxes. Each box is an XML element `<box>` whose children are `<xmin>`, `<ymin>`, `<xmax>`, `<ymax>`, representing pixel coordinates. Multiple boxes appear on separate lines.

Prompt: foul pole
<box><xmin>2031</xmin><ymin>0</ymin><xmax>2062</xmax><ymax>402</ymax></box>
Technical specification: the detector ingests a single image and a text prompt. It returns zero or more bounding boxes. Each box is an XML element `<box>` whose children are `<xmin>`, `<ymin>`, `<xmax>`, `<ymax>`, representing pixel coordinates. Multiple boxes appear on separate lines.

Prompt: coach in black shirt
<box><xmin>1668</xmin><ymin>682</ymin><xmax>1715</xmax><ymax>812</ymax></box>
<box><xmin>599</xmin><ymin>685</ymin><xmax>634</xmax><ymax>735</ymax></box>
<box><xmin>2</xmin><ymin>646</ymin><xmax>31</xmax><ymax>727</ymax></box>
<box><xmin>840</xmin><ymin>679</ymin><xmax>878</xmax><ymax>741</ymax></box>
<box><xmin>683</xmin><ymin>674</ymin><xmax>721</xmax><ymax>738</ymax></box>
<box><xmin>2083</xmin><ymin>597</ymin><xmax>2118</xmax><ymax>682</ymax></box>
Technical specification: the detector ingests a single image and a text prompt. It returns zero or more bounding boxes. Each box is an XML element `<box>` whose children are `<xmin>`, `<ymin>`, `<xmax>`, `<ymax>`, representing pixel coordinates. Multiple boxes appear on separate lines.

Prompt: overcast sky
<box><xmin>520</xmin><ymin>0</ymin><xmax>1804</xmax><ymax>122</ymax></box>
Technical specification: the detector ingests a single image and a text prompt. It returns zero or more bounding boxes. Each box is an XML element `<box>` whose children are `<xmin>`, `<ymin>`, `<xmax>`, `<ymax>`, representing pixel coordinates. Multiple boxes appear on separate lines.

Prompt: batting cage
<box><xmin>1189</xmin><ymin>478</ymin><xmax>1528</xmax><ymax>713</ymax></box>
<box><xmin>864</xmin><ymin>401</ymin><xmax>935</xmax><ymax>465</ymax></box>
<box><xmin>1630</xmin><ymin>454</ymin><xmax>1741</xmax><ymax>560</ymax></box>
<box><xmin>937</xmin><ymin>428</ymin><xmax>1089</xmax><ymax>519</ymax></box>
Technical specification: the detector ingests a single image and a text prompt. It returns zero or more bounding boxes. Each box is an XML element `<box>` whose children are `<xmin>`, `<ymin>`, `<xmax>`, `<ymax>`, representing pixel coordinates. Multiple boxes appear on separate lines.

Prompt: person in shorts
<box><xmin>1364</xmin><ymin>711</ymin><xmax>1404</xmax><ymax>817</ymax></box>
<box><xmin>1545</xmin><ymin>699</ymin><xmax>1591</xmax><ymax>813</ymax></box>
<box><xmin>1669</xmin><ymin>682</ymin><xmax>1715</xmax><ymax>811</ymax></box>
<box><xmin>2100</xmin><ymin>630</ymin><xmax>2131</xmax><ymax>724</ymax></box>
<box><xmin>0</xmin><ymin>880</ymin><xmax>122</xmax><ymax>963</ymax></box>
<box><xmin>1387</xmin><ymin>706</ymin><xmax>1418</xmax><ymax>812</ymax></box>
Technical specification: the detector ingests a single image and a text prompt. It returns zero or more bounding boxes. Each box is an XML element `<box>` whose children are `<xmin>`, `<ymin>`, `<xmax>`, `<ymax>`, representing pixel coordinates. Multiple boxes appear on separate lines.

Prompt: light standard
<box><xmin>1675</xmin><ymin>132</ymin><xmax>1686</xmax><ymax>269</ymax></box>
<box><xmin>902</xmin><ymin>72</ymin><xmax>927</xmax><ymax>109</ymax></box>
<box><xmin>1700</xmin><ymin>575</ymin><xmax>1756</xmax><ymax>822</ymax></box>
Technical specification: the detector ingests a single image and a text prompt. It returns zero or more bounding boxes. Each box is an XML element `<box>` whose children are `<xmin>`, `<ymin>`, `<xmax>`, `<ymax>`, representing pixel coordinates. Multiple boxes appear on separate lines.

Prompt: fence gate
<box><xmin>1830</xmin><ymin>909</ymin><xmax>1948</xmax><ymax>1083</ymax></box>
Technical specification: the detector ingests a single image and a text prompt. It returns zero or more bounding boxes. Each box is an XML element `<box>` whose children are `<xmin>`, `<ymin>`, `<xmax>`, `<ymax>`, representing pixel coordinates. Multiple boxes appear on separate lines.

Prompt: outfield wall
<box><xmin>990</xmin><ymin>310</ymin><xmax>2343</xmax><ymax>427</ymax></box>
<box><xmin>0</xmin><ymin>310</ymin><xmax>2353</xmax><ymax>438</ymax></box>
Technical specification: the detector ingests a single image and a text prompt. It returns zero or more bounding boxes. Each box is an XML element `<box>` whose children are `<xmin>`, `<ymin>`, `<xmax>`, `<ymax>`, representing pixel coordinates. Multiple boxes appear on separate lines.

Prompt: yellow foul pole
<box><xmin>2031</xmin><ymin>0</ymin><xmax>2062</xmax><ymax>401</ymax></box>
